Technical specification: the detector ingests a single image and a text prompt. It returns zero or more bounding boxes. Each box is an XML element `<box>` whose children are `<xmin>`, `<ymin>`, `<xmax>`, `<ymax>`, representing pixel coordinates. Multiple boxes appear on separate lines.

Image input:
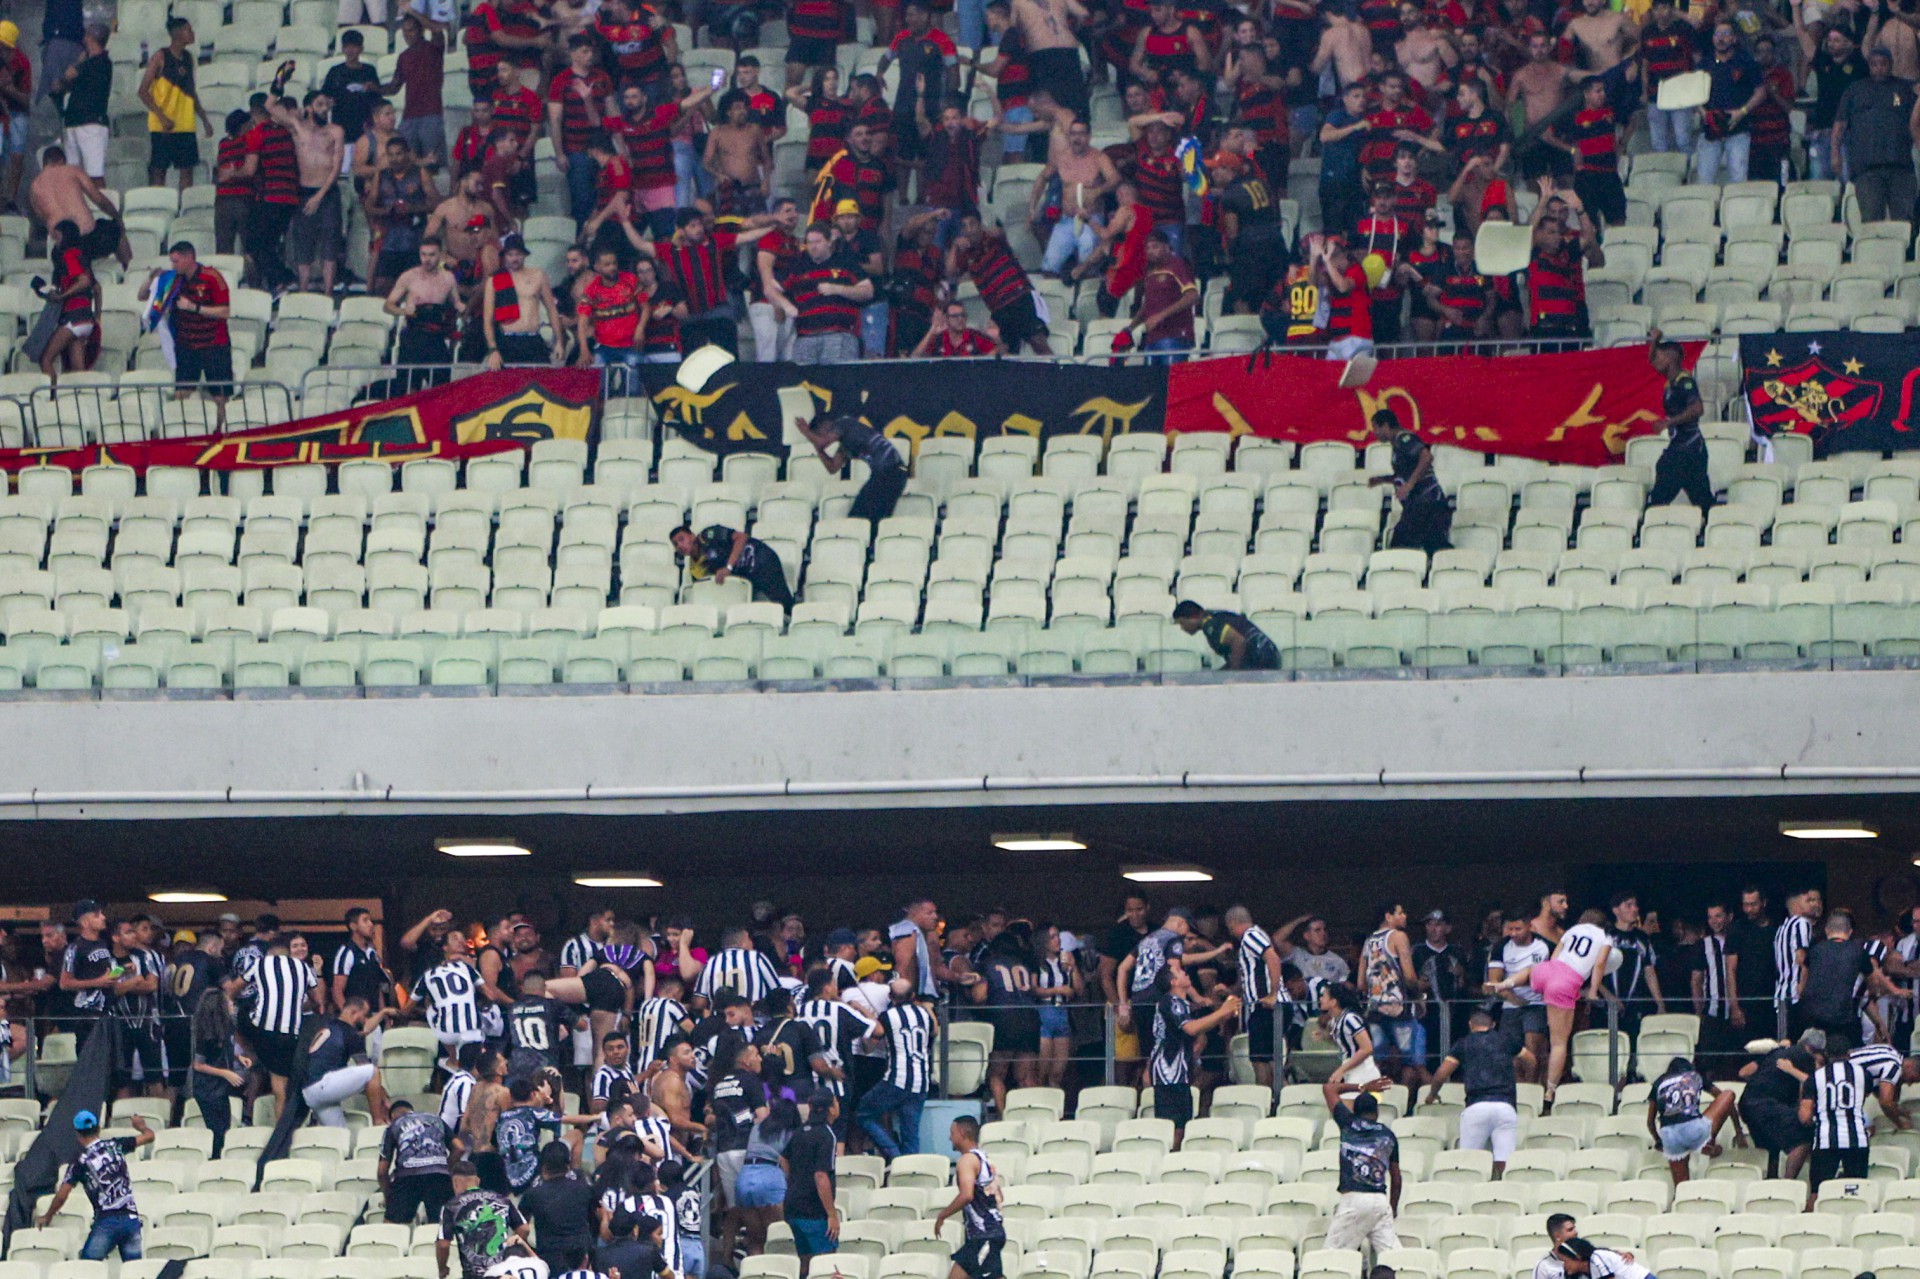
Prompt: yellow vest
<box><xmin>147</xmin><ymin>52</ymin><xmax>195</xmax><ymax>134</ymax></box>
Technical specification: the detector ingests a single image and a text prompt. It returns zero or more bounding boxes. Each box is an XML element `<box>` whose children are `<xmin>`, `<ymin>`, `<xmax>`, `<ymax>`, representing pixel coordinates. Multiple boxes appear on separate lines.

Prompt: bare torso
<box><xmin>30</xmin><ymin>167</ymin><xmax>97</xmax><ymax>235</ymax></box>
<box><xmin>1567</xmin><ymin>11</ymin><xmax>1634</xmax><ymax>73</ymax></box>
<box><xmin>434</xmin><ymin>195</ymin><xmax>493</xmax><ymax>263</ymax></box>
<box><xmin>1397</xmin><ymin>28</ymin><xmax>1452</xmax><ymax>87</ymax></box>
<box><xmin>1014</xmin><ymin>0</ymin><xmax>1078</xmax><ymax>53</ymax></box>
<box><xmin>498</xmin><ymin>266</ymin><xmax>550</xmax><ymax>334</ymax></box>
<box><xmin>1054</xmin><ymin>146</ymin><xmax>1106</xmax><ymax>215</ymax></box>
<box><xmin>1320</xmin><ymin>21</ymin><xmax>1372</xmax><ymax>86</ymax></box>
<box><xmin>397</xmin><ymin>264</ymin><xmax>459</xmax><ymax>313</ymax></box>
<box><xmin>293</xmin><ymin>121</ymin><xmax>346</xmax><ymax>189</ymax></box>
<box><xmin>1512</xmin><ymin>61</ymin><xmax>1571</xmax><ymax>126</ymax></box>
<box><xmin>708</xmin><ymin>123</ymin><xmax>765</xmax><ymax>183</ymax></box>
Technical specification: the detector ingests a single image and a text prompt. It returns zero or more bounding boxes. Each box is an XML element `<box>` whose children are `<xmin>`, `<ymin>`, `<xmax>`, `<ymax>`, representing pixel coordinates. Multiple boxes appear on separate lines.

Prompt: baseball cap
<box><xmin>218</xmin><ymin>912</ymin><xmax>240</xmax><ymax>925</ymax></box>
<box><xmin>501</xmin><ymin>233</ymin><xmax>527</xmax><ymax>255</ymax></box>
<box><xmin>853</xmin><ymin>956</ymin><xmax>892</xmax><ymax>979</ymax></box>
<box><xmin>1870</xmin><ymin>46</ymin><xmax>1893</xmax><ymax>60</ymax></box>
<box><xmin>512</xmin><ymin>921</ymin><xmax>536</xmax><ymax>934</ymax></box>
<box><xmin>73</xmin><ymin>1110</ymin><xmax>99</xmax><ymax>1133</ymax></box>
<box><xmin>0</xmin><ymin>22</ymin><xmax>18</xmax><ymax>48</ymax></box>
<box><xmin>825</xmin><ymin>928</ymin><xmax>857</xmax><ymax>949</ymax></box>
<box><xmin>1204</xmin><ymin>150</ymin><xmax>1245</xmax><ymax>173</ymax></box>
<box><xmin>834</xmin><ymin>199</ymin><xmax>861</xmax><ymax>217</ymax></box>
<box><xmin>71</xmin><ymin>899</ymin><xmax>102</xmax><ymax>922</ymax></box>
<box><xmin>1165</xmin><ymin>906</ymin><xmax>1197</xmax><ymax>926</ymax></box>
<box><xmin>1424</xmin><ymin>909</ymin><xmax>1448</xmax><ymax>923</ymax></box>
<box><xmin>175</xmin><ymin>929</ymin><xmax>198</xmax><ymax>945</ymax></box>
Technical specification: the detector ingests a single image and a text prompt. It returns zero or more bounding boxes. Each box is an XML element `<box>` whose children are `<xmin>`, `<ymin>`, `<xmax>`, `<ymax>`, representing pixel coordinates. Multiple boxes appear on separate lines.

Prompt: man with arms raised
<box><xmin>271</xmin><ymin>91</ymin><xmax>347</xmax><ymax>296</ymax></box>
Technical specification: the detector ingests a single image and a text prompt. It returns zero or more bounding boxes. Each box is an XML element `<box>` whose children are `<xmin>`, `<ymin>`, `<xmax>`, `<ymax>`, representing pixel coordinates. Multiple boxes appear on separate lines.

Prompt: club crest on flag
<box><xmin>1745</xmin><ymin>353</ymin><xmax>1884</xmax><ymax>443</ymax></box>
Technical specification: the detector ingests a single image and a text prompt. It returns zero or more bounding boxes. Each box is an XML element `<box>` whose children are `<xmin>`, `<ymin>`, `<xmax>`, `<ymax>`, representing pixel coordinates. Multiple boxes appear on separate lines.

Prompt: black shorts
<box><xmin>117</xmin><ymin>1025</ymin><xmax>166</xmax><ymax>1087</ymax></box>
<box><xmin>990</xmin><ymin>293</ymin><xmax>1044</xmax><ymax>352</ymax></box>
<box><xmin>497</xmin><ymin>332</ymin><xmax>550</xmax><ymax>365</ymax></box>
<box><xmin>1499</xmin><ymin>1005</ymin><xmax>1547</xmax><ymax>1051</ymax></box>
<box><xmin>252</xmin><ymin>1027</ymin><xmax>300</xmax><ymax>1077</ymax></box>
<box><xmin>989</xmin><ymin>1007</ymin><xmax>1039</xmax><ymax>1056</ymax></box>
<box><xmin>1153</xmin><ymin>1081</ymin><xmax>1194</xmax><ymax>1127</ymax></box>
<box><xmin>582</xmin><ymin>967</ymin><xmax>628</xmax><ymax>1013</ymax></box>
<box><xmin>384</xmin><ymin>1173</ymin><xmax>454</xmax><ymax>1224</ymax></box>
<box><xmin>150</xmin><ymin>131</ymin><xmax>199</xmax><ymax>171</ymax></box>
<box><xmin>1246</xmin><ymin>1005</ymin><xmax>1276</xmax><ymax>1059</ymax></box>
<box><xmin>176</xmin><ymin>343</ymin><xmax>234</xmax><ymax>397</ymax></box>
<box><xmin>1809</xmin><ymin>1146</ymin><xmax>1869</xmax><ymax>1190</ymax></box>
<box><xmin>787</xmin><ymin>35</ymin><xmax>837</xmax><ymax>66</ymax></box>
<box><xmin>80</xmin><ymin>218</ymin><xmax>121</xmax><ymax>262</ymax></box>
<box><xmin>953</xmin><ymin>1238</ymin><xmax>1005</xmax><ymax>1279</ymax></box>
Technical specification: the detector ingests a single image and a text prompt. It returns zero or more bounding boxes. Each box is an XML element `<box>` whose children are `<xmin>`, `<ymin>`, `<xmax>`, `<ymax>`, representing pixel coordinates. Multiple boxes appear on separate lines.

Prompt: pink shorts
<box><xmin>1531</xmin><ymin>958</ymin><xmax>1585</xmax><ymax>1009</ymax></box>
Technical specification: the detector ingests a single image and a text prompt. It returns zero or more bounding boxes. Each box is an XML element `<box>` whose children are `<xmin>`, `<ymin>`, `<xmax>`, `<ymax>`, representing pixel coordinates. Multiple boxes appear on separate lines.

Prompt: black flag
<box><xmin>5</xmin><ymin>1019</ymin><xmax>120</xmax><ymax>1244</ymax></box>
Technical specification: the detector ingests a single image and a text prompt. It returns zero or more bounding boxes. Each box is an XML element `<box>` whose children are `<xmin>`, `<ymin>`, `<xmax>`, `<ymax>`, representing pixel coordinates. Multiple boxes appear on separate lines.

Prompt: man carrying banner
<box><xmin>1369</xmin><ymin>409</ymin><xmax>1452</xmax><ymax>553</ymax></box>
<box><xmin>795</xmin><ymin>413</ymin><xmax>907</xmax><ymax>525</ymax></box>
<box><xmin>670</xmin><ymin>524</ymin><xmax>796</xmax><ymax>612</ymax></box>
<box><xmin>1646</xmin><ymin>328</ymin><xmax>1713</xmax><ymax>511</ymax></box>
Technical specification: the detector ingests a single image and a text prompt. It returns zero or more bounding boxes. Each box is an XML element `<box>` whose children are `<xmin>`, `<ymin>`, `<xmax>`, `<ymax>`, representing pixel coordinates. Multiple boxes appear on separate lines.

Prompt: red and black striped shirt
<box><xmin>784</xmin><ymin>249</ymin><xmax>863</xmax><ymax>337</ymax></box>
<box><xmin>1325</xmin><ymin>264</ymin><xmax>1373</xmax><ymax>339</ymax></box>
<box><xmin>174</xmin><ymin>266</ymin><xmax>230</xmax><ymax>349</ymax></box>
<box><xmin>491</xmin><ymin>85</ymin><xmax>543</xmax><ymax>144</ymax></box>
<box><xmin>959</xmin><ymin>232</ymin><xmax>1031</xmax><ymax>314</ymax></box>
<box><xmin>659</xmin><ymin>228</ymin><xmax>745</xmax><ymax>315</ymax></box>
<box><xmin>246</xmin><ymin>121</ymin><xmax>300</xmax><ymax>205</ymax></box>
<box><xmin>1641</xmin><ymin>26</ymin><xmax>1695</xmax><ymax>85</ymax></box>
<box><xmin>605</xmin><ymin>102</ymin><xmax>679</xmax><ymax>188</ymax></box>
<box><xmin>1140</xmin><ymin>25</ymin><xmax>1199</xmax><ymax>81</ymax></box>
<box><xmin>804</xmin><ymin>93</ymin><xmax>852</xmax><ymax>163</ymax></box>
<box><xmin>789</xmin><ymin>0</ymin><xmax>853</xmax><ymax>41</ymax></box>
<box><xmin>549</xmin><ymin>67</ymin><xmax>612</xmax><ymax>154</ymax></box>
<box><xmin>755</xmin><ymin>229</ymin><xmax>800</xmax><ymax>300</ymax></box>
<box><xmin>1566</xmin><ymin>106</ymin><xmax>1618</xmax><ymax>174</ymax></box>
<box><xmin>215</xmin><ymin>134</ymin><xmax>251</xmax><ymax>199</ymax></box>
<box><xmin>892</xmin><ymin>234</ymin><xmax>943</xmax><ymax>319</ymax></box>
<box><xmin>56</xmin><ymin>247</ymin><xmax>92</xmax><ymax>322</ymax></box>
<box><xmin>594</xmin><ymin>15</ymin><xmax>670</xmax><ymax>86</ymax></box>
<box><xmin>1528</xmin><ymin>244</ymin><xmax>1585</xmax><ymax>323</ymax></box>
<box><xmin>1363</xmin><ymin>104</ymin><xmax>1432</xmax><ymax>181</ymax></box>
<box><xmin>1448</xmin><ymin>110</ymin><xmax>1506</xmax><ymax>162</ymax></box>
<box><xmin>1436</xmin><ymin>269</ymin><xmax>1492</xmax><ymax>334</ymax></box>
<box><xmin>995</xmin><ymin>26</ymin><xmax>1030</xmax><ymax>106</ymax></box>
<box><xmin>1235</xmin><ymin>80</ymin><xmax>1288</xmax><ymax>147</ymax></box>
<box><xmin>812</xmin><ymin>148</ymin><xmax>892</xmax><ymax>230</ymax></box>
<box><xmin>1134</xmin><ymin>144</ymin><xmax>1185</xmax><ymax>227</ymax></box>
<box><xmin>641</xmin><ymin>282</ymin><xmax>683</xmax><ymax>355</ymax></box>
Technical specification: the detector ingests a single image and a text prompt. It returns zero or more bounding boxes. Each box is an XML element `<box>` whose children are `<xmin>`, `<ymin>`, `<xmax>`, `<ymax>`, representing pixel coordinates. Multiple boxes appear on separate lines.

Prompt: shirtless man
<box><xmin>1032</xmin><ymin>118</ymin><xmax>1120</xmax><ymax>274</ymax></box>
<box><xmin>1313</xmin><ymin>6</ymin><xmax>1373</xmax><ymax>90</ymax></box>
<box><xmin>270</xmin><ymin>91</ymin><xmax>346</xmax><ymax>295</ymax></box>
<box><xmin>457</xmin><ymin>1047</ymin><xmax>512</xmax><ymax>1194</ymax></box>
<box><xmin>648</xmin><ymin>1038</ymin><xmax>707</xmax><ymax>1158</ymax></box>
<box><xmin>1512</xmin><ymin>32</ymin><xmax>1578</xmax><ymax>132</ymax></box>
<box><xmin>426</xmin><ymin>169</ymin><xmax>503</xmax><ymax>321</ymax></box>
<box><xmin>384</xmin><ymin>236</ymin><xmax>462</xmax><ymax>377</ymax></box>
<box><xmin>1566</xmin><ymin>0</ymin><xmax>1638</xmax><ymax>76</ymax></box>
<box><xmin>352</xmin><ymin>99</ymin><xmax>400</xmax><ymax>186</ymax></box>
<box><xmin>1395</xmin><ymin>3</ymin><xmax>1460</xmax><ymax>90</ymax></box>
<box><xmin>483</xmin><ymin>233</ymin><xmax>566</xmax><ymax>368</ymax></box>
<box><xmin>1013</xmin><ymin>0</ymin><xmax>1091</xmax><ymax>125</ymax></box>
<box><xmin>703</xmin><ymin>93</ymin><xmax>770</xmax><ymax>215</ymax></box>
<box><xmin>28</xmin><ymin>144</ymin><xmax>129</xmax><ymax>267</ymax></box>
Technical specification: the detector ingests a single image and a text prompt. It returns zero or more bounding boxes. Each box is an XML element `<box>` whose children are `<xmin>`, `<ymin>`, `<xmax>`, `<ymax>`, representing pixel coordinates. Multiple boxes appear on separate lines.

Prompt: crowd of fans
<box><xmin>0</xmin><ymin>883</ymin><xmax>1915</xmax><ymax>1269</ymax></box>
<box><xmin>10</xmin><ymin>0</ymin><xmax>1912</xmax><ymax>392</ymax></box>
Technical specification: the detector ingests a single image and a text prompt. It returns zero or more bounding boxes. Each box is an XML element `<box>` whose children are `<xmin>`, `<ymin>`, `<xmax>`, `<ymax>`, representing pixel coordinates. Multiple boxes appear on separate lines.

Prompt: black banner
<box><xmin>5</xmin><ymin>1019</ymin><xmax>118</xmax><ymax>1243</ymax></box>
<box><xmin>654</xmin><ymin>358</ymin><xmax>1168</xmax><ymax>456</ymax></box>
<box><xmin>1740</xmin><ymin>331</ymin><xmax>1919</xmax><ymax>456</ymax></box>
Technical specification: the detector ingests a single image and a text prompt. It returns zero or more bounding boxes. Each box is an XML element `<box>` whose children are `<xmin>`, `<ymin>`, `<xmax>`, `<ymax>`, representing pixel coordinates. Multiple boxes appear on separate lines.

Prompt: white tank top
<box><xmin>1555</xmin><ymin>923</ymin><xmax>1614</xmax><ymax>980</ymax></box>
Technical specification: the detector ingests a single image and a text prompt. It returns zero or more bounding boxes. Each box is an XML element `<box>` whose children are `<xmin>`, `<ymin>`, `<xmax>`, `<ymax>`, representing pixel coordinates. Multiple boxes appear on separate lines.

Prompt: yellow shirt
<box><xmin>146</xmin><ymin>50</ymin><xmax>196</xmax><ymax>134</ymax></box>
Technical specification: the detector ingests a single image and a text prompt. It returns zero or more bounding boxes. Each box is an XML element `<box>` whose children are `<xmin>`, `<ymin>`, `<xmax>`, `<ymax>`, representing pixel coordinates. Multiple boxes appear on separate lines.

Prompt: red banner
<box><xmin>1166</xmin><ymin>345</ymin><xmax>1701</xmax><ymax>467</ymax></box>
<box><xmin>0</xmin><ymin>369</ymin><xmax>602</xmax><ymax>472</ymax></box>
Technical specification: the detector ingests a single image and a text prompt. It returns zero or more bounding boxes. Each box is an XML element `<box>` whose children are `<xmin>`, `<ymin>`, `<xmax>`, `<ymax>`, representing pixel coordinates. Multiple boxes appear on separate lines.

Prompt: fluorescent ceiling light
<box><xmin>149</xmin><ymin>890</ymin><xmax>228</xmax><ymax>903</ymax></box>
<box><xmin>572</xmin><ymin>874</ymin><xmax>664</xmax><ymax>888</ymax></box>
<box><xmin>437</xmin><ymin>839</ymin><xmax>532</xmax><ymax>858</ymax></box>
<box><xmin>1780</xmin><ymin>820</ymin><xmax>1879</xmax><ymax>840</ymax></box>
<box><xmin>992</xmin><ymin>834</ymin><xmax>1087</xmax><ymax>852</ymax></box>
<box><xmin>1122</xmin><ymin>864</ymin><xmax>1215</xmax><ymax>883</ymax></box>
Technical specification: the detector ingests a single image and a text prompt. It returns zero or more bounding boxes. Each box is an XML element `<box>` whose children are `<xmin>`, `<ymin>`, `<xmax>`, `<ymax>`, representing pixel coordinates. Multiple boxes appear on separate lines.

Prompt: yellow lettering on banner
<box><xmin>881</xmin><ymin>415</ymin><xmax>936</xmax><ymax>453</ymax></box>
<box><xmin>1354</xmin><ymin>387</ymin><xmax>1420</xmax><ymax>442</ymax></box>
<box><xmin>799</xmin><ymin>380</ymin><xmax>834</xmax><ymax>413</ymax></box>
<box><xmin>1538</xmin><ymin>382</ymin><xmax>1660</xmax><ymax>456</ymax></box>
<box><xmin>1209</xmin><ymin>393</ymin><xmax>1254</xmax><ymax>436</ymax></box>
<box><xmin>653</xmin><ymin>383</ymin><xmax>736</xmax><ymax>427</ymax></box>
<box><xmin>1000</xmin><ymin>413</ymin><xmax>1044</xmax><ymax>439</ymax></box>
<box><xmin>725</xmin><ymin>413</ymin><xmax>768</xmax><ymax>442</ymax></box>
<box><xmin>1070</xmin><ymin>396</ymin><xmax>1154</xmax><ymax>441</ymax></box>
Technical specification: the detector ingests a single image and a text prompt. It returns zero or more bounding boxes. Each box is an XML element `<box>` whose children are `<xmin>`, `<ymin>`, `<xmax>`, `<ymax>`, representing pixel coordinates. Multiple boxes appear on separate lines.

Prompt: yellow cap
<box><xmin>833</xmin><ymin>199</ymin><xmax>861</xmax><ymax>217</ymax></box>
<box><xmin>173</xmin><ymin>929</ymin><xmax>198</xmax><ymax>945</ymax></box>
<box><xmin>853</xmin><ymin>956</ymin><xmax>893</xmax><ymax>979</ymax></box>
<box><xmin>0</xmin><ymin>21</ymin><xmax>19</xmax><ymax>47</ymax></box>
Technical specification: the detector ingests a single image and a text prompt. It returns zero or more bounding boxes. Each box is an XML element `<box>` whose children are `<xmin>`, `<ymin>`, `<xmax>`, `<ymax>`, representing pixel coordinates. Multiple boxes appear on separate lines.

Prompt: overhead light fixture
<box><xmin>437</xmin><ymin>838</ymin><xmax>532</xmax><ymax>858</ymax></box>
<box><xmin>1780</xmin><ymin>820</ymin><xmax>1880</xmax><ymax>841</ymax></box>
<box><xmin>993</xmin><ymin>833</ymin><xmax>1087</xmax><ymax>852</ymax></box>
<box><xmin>149</xmin><ymin>889</ymin><xmax>228</xmax><ymax>904</ymax></box>
<box><xmin>1122</xmin><ymin>864</ymin><xmax>1215</xmax><ymax>883</ymax></box>
<box><xmin>572</xmin><ymin>873</ymin><xmax>664</xmax><ymax>888</ymax></box>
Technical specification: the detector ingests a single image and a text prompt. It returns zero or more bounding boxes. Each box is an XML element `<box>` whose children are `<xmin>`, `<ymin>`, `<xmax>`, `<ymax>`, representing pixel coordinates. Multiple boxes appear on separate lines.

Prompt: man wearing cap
<box><xmin>484</xmin><ymin>234</ymin><xmax>566</xmax><ymax>368</ymax></box>
<box><xmin>59</xmin><ymin>900</ymin><xmax>125</xmax><ymax>1045</ymax></box>
<box><xmin>1833</xmin><ymin>48</ymin><xmax>1917</xmax><ymax>222</ymax></box>
<box><xmin>41</xmin><ymin>1110</ymin><xmax>155</xmax><ymax>1259</ymax></box>
<box><xmin>0</xmin><ymin>20</ymin><xmax>29</xmax><ymax>213</ymax></box>
<box><xmin>1414</xmin><ymin>910</ymin><xmax>1472</xmax><ymax>1072</ymax></box>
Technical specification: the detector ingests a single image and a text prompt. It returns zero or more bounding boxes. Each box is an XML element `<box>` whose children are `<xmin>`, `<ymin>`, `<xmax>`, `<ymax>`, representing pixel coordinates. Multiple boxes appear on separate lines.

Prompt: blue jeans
<box><xmin>674</xmin><ymin>139</ymin><xmax>707</xmax><ymax>209</ymax></box>
<box><xmin>1002</xmin><ymin>105</ymin><xmax>1034</xmax><ymax>157</ymax></box>
<box><xmin>594</xmin><ymin>345</ymin><xmax>644</xmax><ymax>396</ymax></box>
<box><xmin>1807</xmin><ymin>133</ymin><xmax>1837</xmax><ymax>182</ymax></box>
<box><xmin>1144</xmin><ymin>335</ymin><xmax>1187</xmax><ymax>364</ymax></box>
<box><xmin>564</xmin><ymin>152</ymin><xmax>598</xmax><ymax>227</ymax></box>
<box><xmin>1043</xmin><ymin>217</ymin><xmax>1100</xmax><ymax>273</ymax></box>
<box><xmin>681</xmin><ymin>1236</ymin><xmax>707</xmax><ymax>1279</ymax></box>
<box><xmin>1694</xmin><ymin>132</ymin><xmax>1749</xmax><ymax>185</ymax></box>
<box><xmin>1647</xmin><ymin>104</ymin><xmax>1695</xmax><ymax>155</ymax></box>
<box><xmin>81</xmin><ymin>1215</ymin><xmax>142</xmax><ymax>1261</ymax></box>
<box><xmin>855</xmin><ymin>1080</ymin><xmax>925</xmax><ymax>1159</ymax></box>
<box><xmin>955</xmin><ymin>0</ymin><xmax>986</xmax><ymax>54</ymax></box>
<box><xmin>860</xmin><ymin>301</ymin><xmax>890</xmax><ymax>358</ymax></box>
<box><xmin>1159</xmin><ymin>222</ymin><xmax>1187</xmax><ymax>259</ymax></box>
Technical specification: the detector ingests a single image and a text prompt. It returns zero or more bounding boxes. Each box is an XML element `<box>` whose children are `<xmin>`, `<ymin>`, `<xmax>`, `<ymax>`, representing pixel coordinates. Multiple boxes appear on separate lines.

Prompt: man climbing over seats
<box><xmin>670</xmin><ymin>524</ymin><xmax>796</xmax><ymax>613</ymax></box>
<box><xmin>794</xmin><ymin>414</ymin><xmax>908</xmax><ymax>527</ymax></box>
<box><xmin>1320</xmin><ymin>1077</ymin><xmax>1401</xmax><ymax>1256</ymax></box>
<box><xmin>40</xmin><ymin>1109</ymin><xmax>155</xmax><ymax>1260</ymax></box>
<box><xmin>1172</xmin><ymin>600</ymin><xmax>1280</xmax><ymax>670</ymax></box>
<box><xmin>1368</xmin><ymin>409</ymin><xmax>1452</xmax><ymax>554</ymax></box>
<box><xmin>1645</xmin><ymin>328</ymin><xmax>1713</xmax><ymax>512</ymax></box>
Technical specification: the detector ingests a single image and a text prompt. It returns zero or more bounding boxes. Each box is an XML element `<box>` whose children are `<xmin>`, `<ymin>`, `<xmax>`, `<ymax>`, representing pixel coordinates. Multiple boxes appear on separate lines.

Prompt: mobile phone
<box><xmin>711</xmin><ymin>66</ymin><xmax>727</xmax><ymax>89</ymax></box>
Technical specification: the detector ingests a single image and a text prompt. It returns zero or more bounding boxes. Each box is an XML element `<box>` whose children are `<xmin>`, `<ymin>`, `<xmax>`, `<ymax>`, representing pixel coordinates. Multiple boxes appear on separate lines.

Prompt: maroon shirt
<box><xmin>395</xmin><ymin>39</ymin><xmax>445</xmax><ymax>119</ymax></box>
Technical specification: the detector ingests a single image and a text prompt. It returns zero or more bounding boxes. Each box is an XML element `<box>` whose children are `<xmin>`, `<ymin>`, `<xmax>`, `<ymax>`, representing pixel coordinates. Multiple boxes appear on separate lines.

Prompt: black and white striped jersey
<box><xmin>591</xmin><ymin>1064</ymin><xmax>635</xmax><ymax>1103</ymax></box>
<box><xmin>440</xmin><ymin>1069</ymin><xmax>476</xmax><ymax>1130</ymax></box>
<box><xmin>1776</xmin><ymin>916</ymin><xmax>1813</xmax><ymax>1005</ymax></box>
<box><xmin>1238</xmin><ymin>926</ymin><xmax>1276</xmax><ymax>1005</ymax></box>
<box><xmin>1805</xmin><ymin>1059</ymin><xmax>1873</xmax><ymax>1150</ymax></box>
<box><xmin>559</xmin><ymin>933</ymin><xmax>601</xmax><ymax>974</ymax></box>
<box><xmin>1700</xmin><ymin>934</ymin><xmax>1733</xmax><ymax>1020</ymax></box>
<box><xmin>1333</xmin><ymin>1010</ymin><xmax>1368</xmax><ymax>1061</ymax></box>
<box><xmin>694</xmin><ymin>948</ymin><xmax>782</xmax><ymax>1006</ymax></box>
<box><xmin>1851</xmin><ymin>1043</ymin><xmax>1905</xmax><ymax>1087</ymax></box>
<box><xmin>798</xmin><ymin>997</ymin><xmax>877</xmax><ymax>1095</ymax></box>
<box><xmin>880</xmin><ymin>1002</ymin><xmax>935</xmax><ymax>1092</ymax></box>
<box><xmin>414</xmin><ymin>960</ymin><xmax>483</xmax><ymax>1039</ymax></box>
<box><xmin>247</xmin><ymin>953</ymin><xmax>315</xmax><ymax>1035</ymax></box>
<box><xmin>825</xmin><ymin>957</ymin><xmax>859</xmax><ymax>993</ymax></box>
<box><xmin>632</xmin><ymin>997</ymin><xmax>690</xmax><ymax>1069</ymax></box>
